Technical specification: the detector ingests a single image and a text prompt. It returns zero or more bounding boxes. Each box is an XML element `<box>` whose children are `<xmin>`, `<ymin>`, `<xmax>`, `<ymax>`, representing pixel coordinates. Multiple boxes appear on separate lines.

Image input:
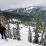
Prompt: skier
<box><xmin>0</xmin><ymin>23</ymin><xmax>7</xmax><ymax>40</ymax></box>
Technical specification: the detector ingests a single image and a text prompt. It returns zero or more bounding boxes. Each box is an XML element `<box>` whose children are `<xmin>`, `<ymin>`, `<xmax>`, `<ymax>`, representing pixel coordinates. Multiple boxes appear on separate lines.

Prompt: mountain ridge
<box><xmin>3</xmin><ymin>6</ymin><xmax>46</xmax><ymax>21</ymax></box>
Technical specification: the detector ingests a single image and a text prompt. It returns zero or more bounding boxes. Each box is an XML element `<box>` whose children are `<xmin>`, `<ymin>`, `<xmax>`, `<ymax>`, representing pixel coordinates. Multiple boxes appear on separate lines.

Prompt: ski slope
<box><xmin>0</xmin><ymin>24</ymin><xmax>41</xmax><ymax>46</ymax></box>
<box><xmin>0</xmin><ymin>38</ymin><xmax>41</xmax><ymax>46</ymax></box>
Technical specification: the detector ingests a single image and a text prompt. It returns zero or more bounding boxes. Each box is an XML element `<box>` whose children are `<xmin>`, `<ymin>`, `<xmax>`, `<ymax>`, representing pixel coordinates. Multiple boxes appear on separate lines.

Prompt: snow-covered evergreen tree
<box><xmin>33</xmin><ymin>12</ymin><xmax>42</xmax><ymax>44</ymax></box>
<box><xmin>43</xmin><ymin>33</ymin><xmax>46</xmax><ymax>46</ymax></box>
<box><xmin>33</xmin><ymin>28</ymin><xmax>40</xmax><ymax>44</ymax></box>
<box><xmin>16</xmin><ymin>23</ymin><xmax>21</xmax><ymax>40</ymax></box>
<box><xmin>28</xmin><ymin>26</ymin><xmax>32</xmax><ymax>42</ymax></box>
<box><xmin>42</xmin><ymin>22</ymin><xmax>46</xmax><ymax>46</ymax></box>
<box><xmin>40</xmin><ymin>22</ymin><xmax>45</xmax><ymax>45</ymax></box>
<box><xmin>13</xmin><ymin>28</ymin><xmax>16</xmax><ymax>39</ymax></box>
<box><xmin>7</xmin><ymin>23</ymin><xmax>12</xmax><ymax>39</ymax></box>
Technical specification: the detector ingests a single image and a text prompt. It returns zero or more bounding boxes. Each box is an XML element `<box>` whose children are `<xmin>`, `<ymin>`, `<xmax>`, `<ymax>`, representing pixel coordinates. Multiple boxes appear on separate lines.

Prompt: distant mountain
<box><xmin>3</xmin><ymin>6</ymin><xmax>46</xmax><ymax>21</ymax></box>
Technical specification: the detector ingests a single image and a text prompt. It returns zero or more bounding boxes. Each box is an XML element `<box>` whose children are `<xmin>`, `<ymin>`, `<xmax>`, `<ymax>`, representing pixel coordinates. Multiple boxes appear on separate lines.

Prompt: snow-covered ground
<box><xmin>19</xmin><ymin>24</ymin><xmax>35</xmax><ymax>42</ymax></box>
<box><xmin>0</xmin><ymin>38</ymin><xmax>41</xmax><ymax>46</ymax></box>
<box><xmin>0</xmin><ymin>24</ymin><xmax>41</xmax><ymax>46</ymax></box>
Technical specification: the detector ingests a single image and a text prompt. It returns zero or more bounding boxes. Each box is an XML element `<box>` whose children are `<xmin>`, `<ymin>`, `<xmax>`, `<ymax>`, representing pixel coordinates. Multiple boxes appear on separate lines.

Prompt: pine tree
<box><xmin>16</xmin><ymin>23</ymin><xmax>21</xmax><ymax>40</ymax></box>
<box><xmin>42</xmin><ymin>22</ymin><xmax>46</xmax><ymax>46</ymax></box>
<box><xmin>33</xmin><ymin>12</ymin><xmax>42</xmax><ymax>44</ymax></box>
<box><xmin>28</xmin><ymin>26</ymin><xmax>32</xmax><ymax>42</ymax></box>
<box><xmin>7</xmin><ymin>23</ymin><xmax>12</xmax><ymax>39</ymax></box>
<box><xmin>40</xmin><ymin>22</ymin><xmax>45</xmax><ymax>44</ymax></box>
<box><xmin>13</xmin><ymin>28</ymin><xmax>16</xmax><ymax>39</ymax></box>
<box><xmin>43</xmin><ymin>34</ymin><xmax>46</xmax><ymax>46</ymax></box>
<box><xmin>33</xmin><ymin>28</ymin><xmax>40</xmax><ymax>44</ymax></box>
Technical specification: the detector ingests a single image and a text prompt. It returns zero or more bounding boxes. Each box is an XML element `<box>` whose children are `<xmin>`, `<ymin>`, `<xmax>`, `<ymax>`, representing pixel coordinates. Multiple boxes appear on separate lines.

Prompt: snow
<box><xmin>0</xmin><ymin>24</ymin><xmax>41</xmax><ymax>46</ymax></box>
<box><xmin>0</xmin><ymin>37</ymin><xmax>41</xmax><ymax>46</ymax></box>
<box><xmin>24</xmin><ymin>6</ymin><xmax>37</xmax><ymax>14</ymax></box>
<box><xmin>43</xmin><ymin>8</ymin><xmax>46</xmax><ymax>10</ymax></box>
<box><xmin>27</xmin><ymin>10</ymin><xmax>31</xmax><ymax>13</ymax></box>
<box><xmin>26</xmin><ymin>6</ymin><xmax>37</xmax><ymax>11</ymax></box>
<box><xmin>40</xmin><ymin>7</ymin><xmax>46</xmax><ymax>11</ymax></box>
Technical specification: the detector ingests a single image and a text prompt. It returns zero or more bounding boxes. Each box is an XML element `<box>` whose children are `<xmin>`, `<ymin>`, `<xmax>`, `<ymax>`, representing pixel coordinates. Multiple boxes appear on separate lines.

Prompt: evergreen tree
<box><xmin>28</xmin><ymin>26</ymin><xmax>32</xmax><ymax>42</ymax></box>
<box><xmin>43</xmin><ymin>34</ymin><xmax>46</xmax><ymax>46</ymax></box>
<box><xmin>33</xmin><ymin>28</ymin><xmax>40</xmax><ymax>44</ymax></box>
<box><xmin>7</xmin><ymin>23</ymin><xmax>12</xmax><ymax>39</ymax></box>
<box><xmin>16</xmin><ymin>23</ymin><xmax>21</xmax><ymax>40</ymax></box>
<box><xmin>40</xmin><ymin>22</ymin><xmax>45</xmax><ymax>45</ymax></box>
<box><xmin>42</xmin><ymin>22</ymin><xmax>46</xmax><ymax>46</ymax></box>
<box><xmin>13</xmin><ymin>28</ymin><xmax>16</xmax><ymax>39</ymax></box>
<box><xmin>33</xmin><ymin>12</ymin><xmax>42</xmax><ymax>44</ymax></box>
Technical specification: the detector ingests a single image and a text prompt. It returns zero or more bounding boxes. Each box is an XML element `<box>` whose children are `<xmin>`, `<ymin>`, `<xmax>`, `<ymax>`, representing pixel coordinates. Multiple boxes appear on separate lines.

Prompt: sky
<box><xmin>0</xmin><ymin>0</ymin><xmax>46</xmax><ymax>10</ymax></box>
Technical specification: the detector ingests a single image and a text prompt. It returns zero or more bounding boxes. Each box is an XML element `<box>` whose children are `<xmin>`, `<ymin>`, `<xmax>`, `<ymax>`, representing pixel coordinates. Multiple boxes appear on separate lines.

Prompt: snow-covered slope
<box><xmin>0</xmin><ymin>38</ymin><xmax>41</xmax><ymax>46</ymax></box>
<box><xmin>9</xmin><ymin>24</ymin><xmax>35</xmax><ymax>41</ymax></box>
<box><xmin>8</xmin><ymin>24</ymin><xmax>41</xmax><ymax>42</ymax></box>
<box><xmin>0</xmin><ymin>24</ymin><xmax>41</xmax><ymax>46</ymax></box>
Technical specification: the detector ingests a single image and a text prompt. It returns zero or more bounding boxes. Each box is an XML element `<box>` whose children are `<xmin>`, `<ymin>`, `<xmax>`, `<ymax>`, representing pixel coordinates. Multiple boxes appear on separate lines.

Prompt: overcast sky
<box><xmin>0</xmin><ymin>0</ymin><xmax>46</xmax><ymax>10</ymax></box>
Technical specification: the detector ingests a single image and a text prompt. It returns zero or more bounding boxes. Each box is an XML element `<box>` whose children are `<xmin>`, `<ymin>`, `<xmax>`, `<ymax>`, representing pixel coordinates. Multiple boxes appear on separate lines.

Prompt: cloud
<box><xmin>0</xmin><ymin>0</ymin><xmax>46</xmax><ymax>10</ymax></box>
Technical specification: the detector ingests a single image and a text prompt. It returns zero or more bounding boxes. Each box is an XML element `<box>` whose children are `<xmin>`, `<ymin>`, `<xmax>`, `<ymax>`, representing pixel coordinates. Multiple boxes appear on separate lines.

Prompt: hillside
<box><xmin>3</xmin><ymin>12</ymin><xmax>33</xmax><ymax>21</ymax></box>
<box><xmin>0</xmin><ymin>24</ymin><xmax>41</xmax><ymax>46</ymax></box>
<box><xmin>3</xmin><ymin>6</ymin><xmax>46</xmax><ymax>21</ymax></box>
<box><xmin>0</xmin><ymin>38</ymin><xmax>41</xmax><ymax>46</ymax></box>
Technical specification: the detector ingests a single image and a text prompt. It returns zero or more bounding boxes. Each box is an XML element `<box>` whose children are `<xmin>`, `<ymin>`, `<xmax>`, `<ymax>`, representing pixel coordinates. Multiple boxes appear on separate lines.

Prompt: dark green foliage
<box><xmin>16</xmin><ymin>23</ymin><xmax>21</xmax><ymax>41</ymax></box>
<box><xmin>28</xmin><ymin>26</ymin><xmax>32</xmax><ymax>43</ymax></box>
<box><xmin>33</xmin><ymin>28</ymin><xmax>40</xmax><ymax>44</ymax></box>
<box><xmin>33</xmin><ymin>12</ymin><xmax>42</xmax><ymax>44</ymax></box>
<box><xmin>3</xmin><ymin>12</ymin><xmax>33</xmax><ymax>21</ymax></box>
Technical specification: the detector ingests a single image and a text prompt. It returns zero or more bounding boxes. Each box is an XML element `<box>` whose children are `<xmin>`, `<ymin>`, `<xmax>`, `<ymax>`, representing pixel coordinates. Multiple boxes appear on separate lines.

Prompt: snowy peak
<box><xmin>3</xmin><ymin>6</ymin><xmax>42</xmax><ymax>13</ymax></box>
<box><xmin>26</xmin><ymin>6</ymin><xmax>38</xmax><ymax>10</ymax></box>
